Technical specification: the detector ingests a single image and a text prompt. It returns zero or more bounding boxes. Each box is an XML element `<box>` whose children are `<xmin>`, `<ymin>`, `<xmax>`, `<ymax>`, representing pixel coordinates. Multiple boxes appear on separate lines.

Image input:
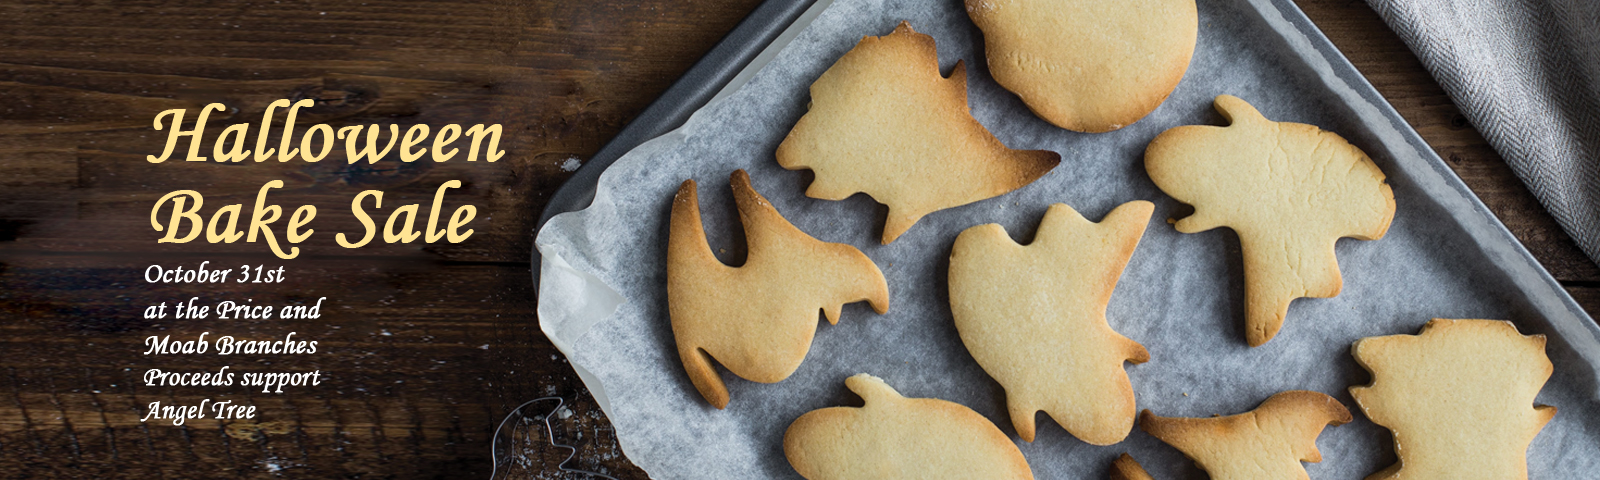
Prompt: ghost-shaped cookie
<box><xmin>1350</xmin><ymin>319</ymin><xmax>1555</xmax><ymax>480</ymax></box>
<box><xmin>1145</xmin><ymin>95</ymin><xmax>1395</xmax><ymax>346</ymax></box>
<box><xmin>948</xmin><ymin>201</ymin><xmax>1152</xmax><ymax>445</ymax></box>
<box><xmin>784</xmin><ymin>374</ymin><xmax>1034</xmax><ymax>480</ymax></box>
<box><xmin>1140</xmin><ymin>390</ymin><xmax>1353</xmax><ymax>480</ymax></box>
<box><xmin>668</xmin><ymin>170</ymin><xmax>890</xmax><ymax>409</ymax></box>
<box><xmin>966</xmin><ymin>0</ymin><xmax>1198</xmax><ymax>132</ymax></box>
<box><xmin>777</xmin><ymin>22</ymin><xmax>1059</xmax><ymax>244</ymax></box>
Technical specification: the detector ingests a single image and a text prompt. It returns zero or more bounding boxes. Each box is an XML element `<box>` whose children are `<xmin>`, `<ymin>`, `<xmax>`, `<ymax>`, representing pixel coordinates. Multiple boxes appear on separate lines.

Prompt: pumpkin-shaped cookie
<box><xmin>785</xmin><ymin>374</ymin><xmax>1033</xmax><ymax>480</ymax></box>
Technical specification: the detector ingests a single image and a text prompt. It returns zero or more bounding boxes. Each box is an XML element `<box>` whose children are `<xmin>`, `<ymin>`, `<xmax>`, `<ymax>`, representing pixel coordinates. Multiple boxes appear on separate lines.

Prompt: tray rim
<box><xmin>1253</xmin><ymin>0</ymin><xmax>1600</xmax><ymax>365</ymax></box>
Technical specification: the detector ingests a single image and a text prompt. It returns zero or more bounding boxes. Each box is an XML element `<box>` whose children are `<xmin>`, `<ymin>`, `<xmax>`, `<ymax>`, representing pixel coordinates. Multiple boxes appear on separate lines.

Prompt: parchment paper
<box><xmin>536</xmin><ymin>0</ymin><xmax>1600</xmax><ymax>477</ymax></box>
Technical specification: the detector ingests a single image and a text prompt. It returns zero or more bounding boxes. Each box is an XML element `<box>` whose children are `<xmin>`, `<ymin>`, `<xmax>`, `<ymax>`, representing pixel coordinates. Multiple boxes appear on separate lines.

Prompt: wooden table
<box><xmin>2</xmin><ymin>0</ymin><xmax>1594</xmax><ymax>478</ymax></box>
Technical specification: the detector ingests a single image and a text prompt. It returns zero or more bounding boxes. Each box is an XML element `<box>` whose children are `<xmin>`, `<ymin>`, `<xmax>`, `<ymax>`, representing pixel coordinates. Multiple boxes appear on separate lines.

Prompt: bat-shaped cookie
<box><xmin>1351</xmin><ymin>319</ymin><xmax>1555</xmax><ymax>480</ymax></box>
<box><xmin>668</xmin><ymin>170</ymin><xmax>889</xmax><ymax>408</ymax></box>
<box><xmin>777</xmin><ymin>22</ymin><xmax>1059</xmax><ymax>244</ymax></box>
<box><xmin>784</xmin><ymin>374</ymin><xmax>1034</xmax><ymax>480</ymax></box>
<box><xmin>1145</xmin><ymin>95</ymin><xmax>1395</xmax><ymax>346</ymax></box>
<box><xmin>1140</xmin><ymin>390</ymin><xmax>1352</xmax><ymax>480</ymax></box>
<box><xmin>949</xmin><ymin>201</ymin><xmax>1152</xmax><ymax>445</ymax></box>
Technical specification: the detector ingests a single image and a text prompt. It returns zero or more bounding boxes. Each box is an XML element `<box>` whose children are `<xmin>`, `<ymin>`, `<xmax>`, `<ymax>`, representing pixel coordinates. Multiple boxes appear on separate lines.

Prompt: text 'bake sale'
<box><xmin>143</xmin><ymin>99</ymin><xmax>504</xmax><ymax>259</ymax></box>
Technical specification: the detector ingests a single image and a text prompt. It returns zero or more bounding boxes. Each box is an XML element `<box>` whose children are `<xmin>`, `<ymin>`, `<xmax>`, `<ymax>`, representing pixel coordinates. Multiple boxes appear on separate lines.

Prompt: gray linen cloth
<box><xmin>1366</xmin><ymin>0</ymin><xmax>1600</xmax><ymax>266</ymax></box>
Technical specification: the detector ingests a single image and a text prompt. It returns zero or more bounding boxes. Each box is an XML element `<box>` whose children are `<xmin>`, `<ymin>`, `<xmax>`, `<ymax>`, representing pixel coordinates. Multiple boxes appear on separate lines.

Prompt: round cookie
<box><xmin>966</xmin><ymin>0</ymin><xmax>1198</xmax><ymax>133</ymax></box>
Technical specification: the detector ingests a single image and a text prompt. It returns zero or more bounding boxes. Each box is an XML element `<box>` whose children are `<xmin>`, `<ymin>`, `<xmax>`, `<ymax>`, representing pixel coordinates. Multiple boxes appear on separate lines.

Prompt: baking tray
<box><xmin>533</xmin><ymin>0</ymin><xmax>1600</xmax><ymax>477</ymax></box>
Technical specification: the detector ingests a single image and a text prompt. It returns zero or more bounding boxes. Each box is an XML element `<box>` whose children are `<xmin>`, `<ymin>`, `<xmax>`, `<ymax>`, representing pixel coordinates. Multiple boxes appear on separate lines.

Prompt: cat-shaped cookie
<box><xmin>777</xmin><ymin>22</ymin><xmax>1058</xmax><ymax>244</ymax></box>
<box><xmin>1350</xmin><ymin>319</ymin><xmax>1555</xmax><ymax>480</ymax></box>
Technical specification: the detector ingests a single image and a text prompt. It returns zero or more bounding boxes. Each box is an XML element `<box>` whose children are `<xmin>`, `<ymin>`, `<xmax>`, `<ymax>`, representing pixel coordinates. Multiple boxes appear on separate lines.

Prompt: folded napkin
<box><xmin>1367</xmin><ymin>0</ymin><xmax>1600</xmax><ymax>266</ymax></box>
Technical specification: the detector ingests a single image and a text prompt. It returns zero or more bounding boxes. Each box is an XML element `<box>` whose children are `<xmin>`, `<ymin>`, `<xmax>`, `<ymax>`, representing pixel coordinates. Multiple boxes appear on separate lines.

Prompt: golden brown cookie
<box><xmin>784</xmin><ymin>374</ymin><xmax>1034</xmax><ymax>480</ymax></box>
<box><xmin>1350</xmin><ymin>319</ymin><xmax>1556</xmax><ymax>480</ymax></box>
<box><xmin>776</xmin><ymin>22</ymin><xmax>1059</xmax><ymax>244</ymax></box>
<box><xmin>949</xmin><ymin>201</ymin><xmax>1152</xmax><ymax>444</ymax></box>
<box><xmin>966</xmin><ymin>0</ymin><xmax>1198</xmax><ymax>132</ymax></box>
<box><xmin>1145</xmin><ymin>95</ymin><xmax>1395</xmax><ymax>346</ymax></box>
<box><xmin>1109</xmin><ymin>453</ymin><xmax>1154</xmax><ymax>480</ymax></box>
<box><xmin>1140</xmin><ymin>390</ymin><xmax>1352</xmax><ymax>480</ymax></box>
<box><xmin>668</xmin><ymin>170</ymin><xmax>890</xmax><ymax>409</ymax></box>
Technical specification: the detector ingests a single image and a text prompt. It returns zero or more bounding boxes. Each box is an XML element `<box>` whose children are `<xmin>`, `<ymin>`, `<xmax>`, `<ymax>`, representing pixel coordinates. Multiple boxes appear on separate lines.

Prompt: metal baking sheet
<box><xmin>535</xmin><ymin>0</ymin><xmax>1600</xmax><ymax>477</ymax></box>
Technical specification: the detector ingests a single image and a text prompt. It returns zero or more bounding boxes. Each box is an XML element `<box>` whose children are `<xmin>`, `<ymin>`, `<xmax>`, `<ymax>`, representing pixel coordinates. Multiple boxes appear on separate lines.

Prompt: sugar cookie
<box><xmin>1109</xmin><ymin>453</ymin><xmax>1154</xmax><ymax>480</ymax></box>
<box><xmin>1145</xmin><ymin>95</ymin><xmax>1395</xmax><ymax>346</ymax></box>
<box><xmin>777</xmin><ymin>22</ymin><xmax>1059</xmax><ymax>244</ymax></box>
<box><xmin>949</xmin><ymin>201</ymin><xmax>1152</xmax><ymax>444</ymax></box>
<box><xmin>966</xmin><ymin>0</ymin><xmax>1198</xmax><ymax>132</ymax></box>
<box><xmin>1350</xmin><ymin>319</ymin><xmax>1555</xmax><ymax>480</ymax></box>
<box><xmin>1140</xmin><ymin>390</ymin><xmax>1352</xmax><ymax>480</ymax></box>
<box><xmin>668</xmin><ymin>170</ymin><xmax>889</xmax><ymax>408</ymax></box>
<box><xmin>784</xmin><ymin>374</ymin><xmax>1034</xmax><ymax>480</ymax></box>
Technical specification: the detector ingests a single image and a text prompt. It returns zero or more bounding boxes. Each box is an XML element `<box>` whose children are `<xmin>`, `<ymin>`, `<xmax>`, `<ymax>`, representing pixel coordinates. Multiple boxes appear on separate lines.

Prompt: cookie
<box><xmin>668</xmin><ymin>170</ymin><xmax>890</xmax><ymax>409</ymax></box>
<box><xmin>1109</xmin><ymin>453</ymin><xmax>1154</xmax><ymax>480</ymax></box>
<box><xmin>1145</xmin><ymin>95</ymin><xmax>1395</xmax><ymax>346</ymax></box>
<box><xmin>1350</xmin><ymin>319</ymin><xmax>1556</xmax><ymax>480</ymax></box>
<box><xmin>949</xmin><ymin>201</ymin><xmax>1153</xmax><ymax>444</ymax></box>
<box><xmin>1140</xmin><ymin>390</ymin><xmax>1352</xmax><ymax>480</ymax></box>
<box><xmin>784</xmin><ymin>374</ymin><xmax>1034</xmax><ymax>480</ymax></box>
<box><xmin>966</xmin><ymin>0</ymin><xmax>1198</xmax><ymax>132</ymax></box>
<box><xmin>776</xmin><ymin>22</ymin><xmax>1060</xmax><ymax>244</ymax></box>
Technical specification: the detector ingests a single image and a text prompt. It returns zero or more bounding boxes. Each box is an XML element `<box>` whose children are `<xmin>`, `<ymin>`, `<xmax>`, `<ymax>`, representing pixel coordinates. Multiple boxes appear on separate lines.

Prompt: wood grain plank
<box><xmin>0</xmin><ymin>1</ymin><xmax>1592</xmax><ymax>479</ymax></box>
<box><xmin>0</xmin><ymin>0</ymin><xmax>759</xmax><ymax>477</ymax></box>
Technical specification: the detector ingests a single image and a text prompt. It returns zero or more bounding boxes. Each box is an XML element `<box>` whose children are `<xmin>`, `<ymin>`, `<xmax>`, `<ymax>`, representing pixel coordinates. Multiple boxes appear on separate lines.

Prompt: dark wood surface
<box><xmin>1</xmin><ymin>0</ymin><xmax>1594</xmax><ymax>478</ymax></box>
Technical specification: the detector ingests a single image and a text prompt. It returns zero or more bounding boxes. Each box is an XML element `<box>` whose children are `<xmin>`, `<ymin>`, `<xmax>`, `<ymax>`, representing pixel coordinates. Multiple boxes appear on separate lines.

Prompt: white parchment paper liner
<box><xmin>537</xmin><ymin>0</ymin><xmax>1600</xmax><ymax>477</ymax></box>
